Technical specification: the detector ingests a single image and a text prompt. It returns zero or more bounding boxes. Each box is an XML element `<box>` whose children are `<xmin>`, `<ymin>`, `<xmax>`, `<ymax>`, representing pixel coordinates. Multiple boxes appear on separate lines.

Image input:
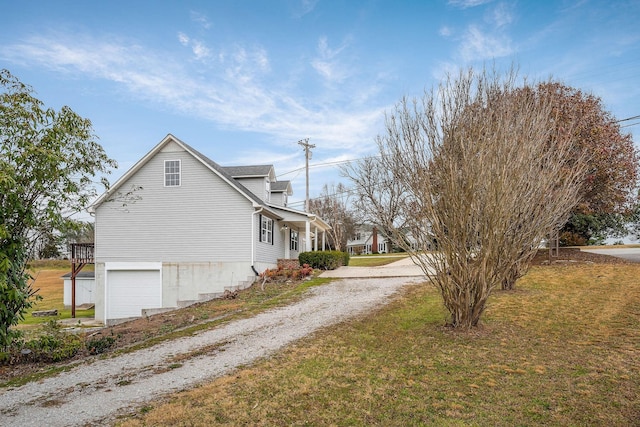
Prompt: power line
<box><xmin>615</xmin><ymin>114</ymin><xmax>640</xmax><ymax>123</ymax></box>
<box><xmin>620</xmin><ymin>121</ymin><xmax>640</xmax><ymax>129</ymax></box>
<box><xmin>276</xmin><ymin>156</ymin><xmax>378</xmax><ymax>178</ymax></box>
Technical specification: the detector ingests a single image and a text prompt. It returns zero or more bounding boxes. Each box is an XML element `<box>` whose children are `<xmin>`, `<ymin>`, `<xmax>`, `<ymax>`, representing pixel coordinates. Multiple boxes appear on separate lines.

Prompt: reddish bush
<box><xmin>259</xmin><ymin>264</ymin><xmax>313</xmax><ymax>284</ymax></box>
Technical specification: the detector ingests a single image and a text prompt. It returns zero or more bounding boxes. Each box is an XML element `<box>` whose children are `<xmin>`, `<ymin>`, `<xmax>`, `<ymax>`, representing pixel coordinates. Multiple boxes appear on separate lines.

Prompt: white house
<box><xmin>88</xmin><ymin>134</ymin><xmax>330</xmax><ymax>325</ymax></box>
<box><xmin>346</xmin><ymin>225</ymin><xmax>389</xmax><ymax>255</ymax></box>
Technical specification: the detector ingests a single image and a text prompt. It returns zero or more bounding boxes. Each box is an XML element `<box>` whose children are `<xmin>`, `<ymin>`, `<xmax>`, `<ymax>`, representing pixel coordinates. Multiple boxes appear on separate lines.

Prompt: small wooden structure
<box><xmin>70</xmin><ymin>243</ymin><xmax>95</xmax><ymax>318</ymax></box>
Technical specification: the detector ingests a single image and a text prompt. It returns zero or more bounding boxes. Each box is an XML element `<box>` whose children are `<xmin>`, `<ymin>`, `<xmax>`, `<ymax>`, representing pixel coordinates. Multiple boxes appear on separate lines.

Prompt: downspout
<box><xmin>251</xmin><ymin>207</ymin><xmax>264</xmax><ymax>276</ymax></box>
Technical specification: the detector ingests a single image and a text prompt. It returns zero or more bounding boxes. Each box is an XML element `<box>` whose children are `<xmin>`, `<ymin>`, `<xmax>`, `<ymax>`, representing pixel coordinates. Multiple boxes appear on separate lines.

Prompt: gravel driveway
<box><xmin>1</xmin><ymin>261</ymin><xmax>425</xmax><ymax>427</ymax></box>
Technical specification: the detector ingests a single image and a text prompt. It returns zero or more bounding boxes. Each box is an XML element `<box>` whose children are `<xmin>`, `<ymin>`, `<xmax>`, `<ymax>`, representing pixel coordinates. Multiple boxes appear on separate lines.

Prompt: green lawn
<box><xmin>18</xmin><ymin>261</ymin><xmax>94</xmax><ymax>328</ymax></box>
<box><xmin>349</xmin><ymin>254</ymin><xmax>409</xmax><ymax>267</ymax></box>
<box><xmin>120</xmin><ymin>262</ymin><xmax>640</xmax><ymax>426</ymax></box>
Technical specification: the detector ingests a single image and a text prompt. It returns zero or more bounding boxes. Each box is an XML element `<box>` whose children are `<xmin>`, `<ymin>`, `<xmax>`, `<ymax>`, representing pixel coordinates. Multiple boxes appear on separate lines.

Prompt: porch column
<box><xmin>314</xmin><ymin>226</ymin><xmax>318</xmax><ymax>251</ymax></box>
<box><xmin>284</xmin><ymin>228</ymin><xmax>290</xmax><ymax>259</ymax></box>
<box><xmin>305</xmin><ymin>220</ymin><xmax>312</xmax><ymax>252</ymax></box>
<box><xmin>322</xmin><ymin>231</ymin><xmax>326</xmax><ymax>251</ymax></box>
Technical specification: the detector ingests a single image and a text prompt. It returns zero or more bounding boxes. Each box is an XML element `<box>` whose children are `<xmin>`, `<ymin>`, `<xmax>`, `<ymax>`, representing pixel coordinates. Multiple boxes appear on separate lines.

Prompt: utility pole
<box><xmin>298</xmin><ymin>138</ymin><xmax>315</xmax><ymax>212</ymax></box>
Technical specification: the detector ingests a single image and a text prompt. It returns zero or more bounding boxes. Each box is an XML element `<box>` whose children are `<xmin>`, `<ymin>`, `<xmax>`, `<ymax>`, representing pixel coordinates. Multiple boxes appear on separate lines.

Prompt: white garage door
<box><xmin>106</xmin><ymin>266</ymin><xmax>161</xmax><ymax>320</ymax></box>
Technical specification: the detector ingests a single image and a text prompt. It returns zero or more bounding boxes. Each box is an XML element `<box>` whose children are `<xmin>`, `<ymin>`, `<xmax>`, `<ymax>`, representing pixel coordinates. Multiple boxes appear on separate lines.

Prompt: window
<box><xmin>164</xmin><ymin>160</ymin><xmax>181</xmax><ymax>187</ymax></box>
<box><xmin>264</xmin><ymin>179</ymin><xmax>271</xmax><ymax>202</ymax></box>
<box><xmin>260</xmin><ymin>215</ymin><xmax>273</xmax><ymax>244</ymax></box>
<box><xmin>290</xmin><ymin>229</ymin><xmax>299</xmax><ymax>251</ymax></box>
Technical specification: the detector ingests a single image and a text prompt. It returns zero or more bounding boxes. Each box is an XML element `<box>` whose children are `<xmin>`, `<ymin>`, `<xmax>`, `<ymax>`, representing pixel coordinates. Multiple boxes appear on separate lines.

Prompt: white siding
<box><xmin>95</xmin><ymin>143</ymin><xmax>254</xmax><ymax>263</ymax></box>
<box><xmin>234</xmin><ymin>177</ymin><xmax>267</xmax><ymax>202</ymax></box>
<box><xmin>63</xmin><ymin>277</ymin><xmax>95</xmax><ymax>306</ymax></box>
<box><xmin>270</xmin><ymin>192</ymin><xmax>286</xmax><ymax>206</ymax></box>
<box><xmin>255</xmin><ymin>214</ymin><xmax>285</xmax><ymax>267</ymax></box>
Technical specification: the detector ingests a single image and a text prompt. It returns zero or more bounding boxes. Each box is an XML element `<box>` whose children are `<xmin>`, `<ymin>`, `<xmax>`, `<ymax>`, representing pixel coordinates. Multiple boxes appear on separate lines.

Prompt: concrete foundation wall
<box><xmin>161</xmin><ymin>261</ymin><xmax>258</xmax><ymax>304</ymax></box>
<box><xmin>95</xmin><ymin>260</ymin><xmax>277</xmax><ymax>324</ymax></box>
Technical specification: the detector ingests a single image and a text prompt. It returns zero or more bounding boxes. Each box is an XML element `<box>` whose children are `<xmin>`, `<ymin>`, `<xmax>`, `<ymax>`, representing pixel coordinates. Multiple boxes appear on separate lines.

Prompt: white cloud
<box><xmin>458</xmin><ymin>25</ymin><xmax>513</xmax><ymax>62</ymax></box>
<box><xmin>177</xmin><ymin>32</ymin><xmax>189</xmax><ymax>46</ymax></box>
<box><xmin>191</xmin><ymin>40</ymin><xmax>211</xmax><ymax>60</ymax></box>
<box><xmin>190</xmin><ymin>11</ymin><xmax>211</xmax><ymax>29</ymax></box>
<box><xmin>177</xmin><ymin>32</ymin><xmax>211</xmax><ymax>61</ymax></box>
<box><xmin>0</xmin><ymin>32</ymin><xmax>385</xmax><ymax>160</ymax></box>
<box><xmin>446</xmin><ymin>2</ymin><xmax>515</xmax><ymax>63</ymax></box>
<box><xmin>311</xmin><ymin>36</ymin><xmax>351</xmax><ymax>83</ymax></box>
<box><xmin>254</xmin><ymin>48</ymin><xmax>270</xmax><ymax>72</ymax></box>
<box><xmin>292</xmin><ymin>0</ymin><xmax>319</xmax><ymax>18</ymax></box>
<box><xmin>431</xmin><ymin>61</ymin><xmax>463</xmax><ymax>82</ymax></box>
<box><xmin>439</xmin><ymin>26</ymin><xmax>453</xmax><ymax>37</ymax></box>
<box><xmin>490</xmin><ymin>2</ymin><xmax>513</xmax><ymax>28</ymax></box>
<box><xmin>448</xmin><ymin>0</ymin><xmax>493</xmax><ymax>9</ymax></box>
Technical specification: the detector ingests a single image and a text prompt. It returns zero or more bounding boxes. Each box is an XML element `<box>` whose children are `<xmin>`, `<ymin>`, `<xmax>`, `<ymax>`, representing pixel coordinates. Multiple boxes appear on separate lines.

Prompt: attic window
<box><xmin>265</xmin><ymin>179</ymin><xmax>271</xmax><ymax>202</ymax></box>
<box><xmin>165</xmin><ymin>160</ymin><xmax>181</xmax><ymax>187</ymax></box>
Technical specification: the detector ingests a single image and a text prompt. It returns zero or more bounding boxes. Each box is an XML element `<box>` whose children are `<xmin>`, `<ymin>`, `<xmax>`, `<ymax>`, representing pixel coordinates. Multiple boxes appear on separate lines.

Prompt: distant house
<box><xmin>88</xmin><ymin>134</ymin><xmax>330</xmax><ymax>325</ymax></box>
<box><xmin>346</xmin><ymin>225</ymin><xmax>423</xmax><ymax>255</ymax></box>
<box><xmin>346</xmin><ymin>225</ymin><xmax>389</xmax><ymax>255</ymax></box>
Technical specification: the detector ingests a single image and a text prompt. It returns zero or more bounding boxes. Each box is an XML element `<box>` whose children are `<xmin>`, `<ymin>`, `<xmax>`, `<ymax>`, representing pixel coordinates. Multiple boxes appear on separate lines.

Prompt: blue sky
<box><xmin>2</xmin><ymin>0</ymin><xmax>639</xmax><ymax>209</ymax></box>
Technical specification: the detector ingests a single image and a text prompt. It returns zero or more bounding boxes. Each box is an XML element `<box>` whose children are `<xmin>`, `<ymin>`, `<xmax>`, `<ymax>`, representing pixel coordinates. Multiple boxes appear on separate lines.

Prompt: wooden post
<box><xmin>548</xmin><ymin>232</ymin><xmax>559</xmax><ymax>264</ymax></box>
<box><xmin>70</xmin><ymin>243</ymin><xmax>95</xmax><ymax>318</ymax></box>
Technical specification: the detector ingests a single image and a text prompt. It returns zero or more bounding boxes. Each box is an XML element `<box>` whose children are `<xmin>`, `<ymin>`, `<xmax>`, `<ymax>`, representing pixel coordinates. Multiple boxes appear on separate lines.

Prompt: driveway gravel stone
<box><xmin>0</xmin><ymin>260</ymin><xmax>425</xmax><ymax>427</ymax></box>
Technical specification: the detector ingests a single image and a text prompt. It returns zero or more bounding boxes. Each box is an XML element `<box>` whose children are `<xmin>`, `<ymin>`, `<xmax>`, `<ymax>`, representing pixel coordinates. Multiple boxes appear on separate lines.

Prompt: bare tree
<box><xmin>341</xmin><ymin>155</ymin><xmax>409</xmax><ymax>251</ymax></box>
<box><xmin>308</xmin><ymin>183</ymin><xmax>359</xmax><ymax>251</ymax></box>
<box><xmin>347</xmin><ymin>67</ymin><xmax>587</xmax><ymax>328</ymax></box>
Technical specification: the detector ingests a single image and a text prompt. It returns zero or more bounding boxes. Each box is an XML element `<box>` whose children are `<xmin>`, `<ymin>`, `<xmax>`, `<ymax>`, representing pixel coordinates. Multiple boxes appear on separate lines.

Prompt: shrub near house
<box><xmin>299</xmin><ymin>251</ymin><xmax>350</xmax><ymax>270</ymax></box>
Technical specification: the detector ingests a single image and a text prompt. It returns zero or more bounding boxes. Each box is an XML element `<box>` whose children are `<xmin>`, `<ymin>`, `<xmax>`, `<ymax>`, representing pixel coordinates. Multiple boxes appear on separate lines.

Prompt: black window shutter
<box><xmin>259</xmin><ymin>214</ymin><xmax>263</xmax><ymax>242</ymax></box>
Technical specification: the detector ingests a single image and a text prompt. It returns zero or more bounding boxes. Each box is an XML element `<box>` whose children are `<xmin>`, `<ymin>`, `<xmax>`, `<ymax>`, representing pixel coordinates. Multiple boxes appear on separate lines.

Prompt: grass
<box><xmin>119</xmin><ymin>263</ymin><xmax>640</xmax><ymax>427</ymax></box>
<box><xmin>18</xmin><ymin>260</ymin><xmax>94</xmax><ymax>328</ymax></box>
<box><xmin>349</xmin><ymin>254</ymin><xmax>409</xmax><ymax>267</ymax></box>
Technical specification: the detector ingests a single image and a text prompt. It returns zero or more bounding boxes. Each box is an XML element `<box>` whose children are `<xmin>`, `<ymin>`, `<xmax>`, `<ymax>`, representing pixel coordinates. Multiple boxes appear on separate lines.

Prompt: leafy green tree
<box><xmin>37</xmin><ymin>232</ymin><xmax>62</xmax><ymax>259</ymax></box>
<box><xmin>0</xmin><ymin>69</ymin><xmax>115</xmax><ymax>351</ymax></box>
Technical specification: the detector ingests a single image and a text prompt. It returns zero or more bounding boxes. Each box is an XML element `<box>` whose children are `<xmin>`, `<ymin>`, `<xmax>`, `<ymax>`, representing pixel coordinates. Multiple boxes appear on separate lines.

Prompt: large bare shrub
<box><xmin>308</xmin><ymin>183</ymin><xmax>359</xmax><ymax>251</ymax></box>
<box><xmin>345</xmin><ymin>68</ymin><xmax>587</xmax><ymax>328</ymax></box>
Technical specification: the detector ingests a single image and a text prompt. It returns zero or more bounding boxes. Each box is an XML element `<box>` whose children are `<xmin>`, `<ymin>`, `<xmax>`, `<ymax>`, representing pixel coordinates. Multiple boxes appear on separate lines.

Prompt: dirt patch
<box><xmin>530</xmin><ymin>247</ymin><xmax>631</xmax><ymax>265</ymax></box>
